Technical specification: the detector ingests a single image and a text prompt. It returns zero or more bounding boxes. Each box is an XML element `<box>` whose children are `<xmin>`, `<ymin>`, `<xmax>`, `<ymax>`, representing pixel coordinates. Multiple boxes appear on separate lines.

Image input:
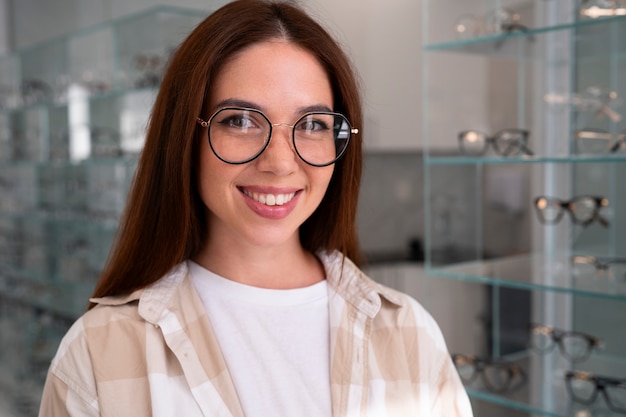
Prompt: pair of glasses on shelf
<box><xmin>451</xmin><ymin>354</ymin><xmax>527</xmax><ymax>394</ymax></box>
<box><xmin>566</xmin><ymin>371</ymin><xmax>626</xmax><ymax>414</ymax></box>
<box><xmin>458</xmin><ymin>129</ymin><xmax>534</xmax><ymax>157</ymax></box>
<box><xmin>575</xmin><ymin>128</ymin><xmax>626</xmax><ymax>154</ymax></box>
<box><xmin>533</xmin><ymin>195</ymin><xmax>610</xmax><ymax>227</ymax></box>
<box><xmin>454</xmin><ymin>8</ymin><xmax>529</xmax><ymax>40</ymax></box>
<box><xmin>571</xmin><ymin>256</ymin><xmax>626</xmax><ymax>280</ymax></box>
<box><xmin>529</xmin><ymin>324</ymin><xmax>603</xmax><ymax>363</ymax></box>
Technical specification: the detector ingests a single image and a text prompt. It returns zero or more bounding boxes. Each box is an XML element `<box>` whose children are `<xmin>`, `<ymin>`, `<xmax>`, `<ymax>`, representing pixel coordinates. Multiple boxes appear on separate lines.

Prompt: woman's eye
<box><xmin>297</xmin><ymin>119</ymin><xmax>328</xmax><ymax>132</ymax></box>
<box><xmin>222</xmin><ymin>116</ymin><xmax>256</xmax><ymax>129</ymax></box>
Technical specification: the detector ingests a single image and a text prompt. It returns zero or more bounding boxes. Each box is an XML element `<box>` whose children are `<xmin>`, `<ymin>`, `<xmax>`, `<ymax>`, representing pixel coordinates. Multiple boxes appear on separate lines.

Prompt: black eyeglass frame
<box><xmin>533</xmin><ymin>195</ymin><xmax>610</xmax><ymax>227</ymax></box>
<box><xmin>458</xmin><ymin>128</ymin><xmax>534</xmax><ymax>157</ymax></box>
<box><xmin>196</xmin><ymin>106</ymin><xmax>358</xmax><ymax>167</ymax></box>
<box><xmin>529</xmin><ymin>323</ymin><xmax>603</xmax><ymax>362</ymax></box>
<box><xmin>565</xmin><ymin>370</ymin><xmax>626</xmax><ymax>414</ymax></box>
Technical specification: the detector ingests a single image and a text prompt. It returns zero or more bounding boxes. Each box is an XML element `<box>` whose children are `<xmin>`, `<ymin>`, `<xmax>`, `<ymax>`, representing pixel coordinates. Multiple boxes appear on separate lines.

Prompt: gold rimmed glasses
<box><xmin>196</xmin><ymin>107</ymin><xmax>358</xmax><ymax>167</ymax></box>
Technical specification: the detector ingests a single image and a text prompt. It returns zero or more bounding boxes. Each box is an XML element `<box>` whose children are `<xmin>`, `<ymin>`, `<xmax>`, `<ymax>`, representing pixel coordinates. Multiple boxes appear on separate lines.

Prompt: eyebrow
<box><xmin>213</xmin><ymin>98</ymin><xmax>333</xmax><ymax>115</ymax></box>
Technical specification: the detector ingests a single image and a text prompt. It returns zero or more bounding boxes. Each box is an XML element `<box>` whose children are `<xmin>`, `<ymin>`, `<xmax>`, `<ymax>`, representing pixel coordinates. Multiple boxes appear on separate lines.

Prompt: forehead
<box><xmin>209</xmin><ymin>40</ymin><xmax>333</xmax><ymax>114</ymax></box>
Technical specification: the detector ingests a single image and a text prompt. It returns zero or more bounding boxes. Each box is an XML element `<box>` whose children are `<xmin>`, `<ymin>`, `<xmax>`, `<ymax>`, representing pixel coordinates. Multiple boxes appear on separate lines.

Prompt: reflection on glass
<box><xmin>529</xmin><ymin>323</ymin><xmax>603</xmax><ymax>362</ymax></box>
<box><xmin>571</xmin><ymin>256</ymin><xmax>626</xmax><ymax>280</ymax></box>
<box><xmin>451</xmin><ymin>354</ymin><xmax>526</xmax><ymax>394</ymax></box>
<box><xmin>453</xmin><ymin>8</ymin><xmax>527</xmax><ymax>40</ymax></box>
<box><xmin>458</xmin><ymin>128</ymin><xmax>533</xmax><ymax>157</ymax></box>
<box><xmin>580</xmin><ymin>0</ymin><xmax>626</xmax><ymax>18</ymax></box>
<box><xmin>566</xmin><ymin>371</ymin><xmax>626</xmax><ymax>414</ymax></box>
<box><xmin>533</xmin><ymin>195</ymin><xmax>610</xmax><ymax>227</ymax></box>
<box><xmin>575</xmin><ymin>128</ymin><xmax>626</xmax><ymax>155</ymax></box>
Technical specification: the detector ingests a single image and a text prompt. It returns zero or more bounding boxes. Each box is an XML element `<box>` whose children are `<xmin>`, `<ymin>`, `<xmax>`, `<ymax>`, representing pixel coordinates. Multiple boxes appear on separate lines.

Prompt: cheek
<box><xmin>311</xmin><ymin>165</ymin><xmax>335</xmax><ymax>198</ymax></box>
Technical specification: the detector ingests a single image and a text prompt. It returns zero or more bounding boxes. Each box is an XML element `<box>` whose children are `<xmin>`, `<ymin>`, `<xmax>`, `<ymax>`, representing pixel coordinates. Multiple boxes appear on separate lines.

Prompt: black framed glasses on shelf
<box><xmin>575</xmin><ymin>128</ymin><xmax>626</xmax><ymax>155</ymax></box>
<box><xmin>451</xmin><ymin>354</ymin><xmax>527</xmax><ymax>394</ymax></box>
<box><xmin>458</xmin><ymin>128</ymin><xmax>534</xmax><ymax>157</ymax></box>
<box><xmin>529</xmin><ymin>324</ymin><xmax>604</xmax><ymax>363</ymax></box>
<box><xmin>571</xmin><ymin>256</ymin><xmax>626</xmax><ymax>280</ymax></box>
<box><xmin>533</xmin><ymin>195</ymin><xmax>610</xmax><ymax>227</ymax></box>
<box><xmin>566</xmin><ymin>371</ymin><xmax>626</xmax><ymax>414</ymax></box>
<box><xmin>196</xmin><ymin>106</ymin><xmax>357</xmax><ymax>167</ymax></box>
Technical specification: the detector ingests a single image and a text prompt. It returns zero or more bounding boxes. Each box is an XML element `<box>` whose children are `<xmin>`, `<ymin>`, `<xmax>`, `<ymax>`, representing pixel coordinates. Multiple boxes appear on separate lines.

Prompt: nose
<box><xmin>254</xmin><ymin>124</ymin><xmax>298</xmax><ymax>175</ymax></box>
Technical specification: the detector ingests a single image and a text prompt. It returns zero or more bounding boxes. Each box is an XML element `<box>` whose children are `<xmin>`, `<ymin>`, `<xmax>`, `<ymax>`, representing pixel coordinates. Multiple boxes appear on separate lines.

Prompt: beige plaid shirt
<box><xmin>39</xmin><ymin>251</ymin><xmax>473</xmax><ymax>416</ymax></box>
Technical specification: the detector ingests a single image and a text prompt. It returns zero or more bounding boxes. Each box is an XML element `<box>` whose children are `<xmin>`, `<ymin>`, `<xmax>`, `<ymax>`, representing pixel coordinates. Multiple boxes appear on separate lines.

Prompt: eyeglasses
<box><xmin>458</xmin><ymin>129</ymin><xmax>534</xmax><ymax>157</ymax></box>
<box><xmin>571</xmin><ymin>255</ymin><xmax>626</xmax><ymax>280</ymax></box>
<box><xmin>533</xmin><ymin>195</ymin><xmax>609</xmax><ymax>227</ymax></box>
<box><xmin>575</xmin><ymin>128</ymin><xmax>626</xmax><ymax>154</ymax></box>
<box><xmin>529</xmin><ymin>324</ymin><xmax>603</xmax><ymax>362</ymax></box>
<box><xmin>451</xmin><ymin>354</ymin><xmax>526</xmax><ymax>394</ymax></box>
<box><xmin>196</xmin><ymin>107</ymin><xmax>358</xmax><ymax>167</ymax></box>
<box><xmin>566</xmin><ymin>371</ymin><xmax>626</xmax><ymax>414</ymax></box>
<box><xmin>454</xmin><ymin>8</ymin><xmax>529</xmax><ymax>40</ymax></box>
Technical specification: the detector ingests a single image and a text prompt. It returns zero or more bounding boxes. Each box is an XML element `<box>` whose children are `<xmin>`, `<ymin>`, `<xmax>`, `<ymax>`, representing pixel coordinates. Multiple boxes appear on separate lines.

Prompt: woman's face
<box><xmin>197</xmin><ymin>40</ymin><xmax>335</xmax><ymax>251</ymax></box>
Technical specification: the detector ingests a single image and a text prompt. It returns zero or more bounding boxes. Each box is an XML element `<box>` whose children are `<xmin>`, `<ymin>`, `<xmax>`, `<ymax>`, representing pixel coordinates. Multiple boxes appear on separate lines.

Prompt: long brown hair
<box><xmin>90</xmin><ymin>0</ymin><xmax>363</xmax><ymax>305</ymax></box>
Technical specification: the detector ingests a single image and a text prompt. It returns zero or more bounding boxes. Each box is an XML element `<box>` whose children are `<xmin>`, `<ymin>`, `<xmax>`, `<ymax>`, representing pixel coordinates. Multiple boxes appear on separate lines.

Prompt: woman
<box><xmin>39</xmin><ymin>1</ymin><xmax>473</xmax><ymax>416</ymax></box>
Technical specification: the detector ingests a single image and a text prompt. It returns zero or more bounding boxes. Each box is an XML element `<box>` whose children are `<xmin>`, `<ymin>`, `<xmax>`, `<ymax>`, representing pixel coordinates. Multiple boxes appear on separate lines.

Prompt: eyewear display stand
<box><xmin>0</xmin><ymin>6</ymin><xmax>206</xmax><ymax>415</ymax></box>
<box><xmin>423</xmin><ymin>1</ymin><xmax>626</xmax><ymax>416</ymax></box>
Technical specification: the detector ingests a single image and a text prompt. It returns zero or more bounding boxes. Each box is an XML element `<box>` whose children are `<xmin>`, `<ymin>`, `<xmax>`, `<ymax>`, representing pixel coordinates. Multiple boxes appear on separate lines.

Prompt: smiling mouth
<box><xmin>242</xmin><ymin>189</ymin><xmax>297</xmax><ymax>206</ymax></box>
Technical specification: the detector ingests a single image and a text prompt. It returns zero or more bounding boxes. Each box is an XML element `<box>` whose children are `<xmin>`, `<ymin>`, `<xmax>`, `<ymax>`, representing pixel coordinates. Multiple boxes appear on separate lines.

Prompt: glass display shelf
<box><xmin>456</xmin><ymin>349</ymin><xmax>626</xmax><ymax>417</ymax></box>
<box><xmin>425</xmin><ymin>154</ymin><xmax>626</xmax><ymax>166</ymax></box>
<box><xmin>424</xmin><ymin>14</ymin><xmax>626</xmax><ymax>56</ymax></box>
<box><xmin>0</xmin><ymin>84</ymin><xmax>158</xmax><ymax>116</ymax></box>
<box><xmin>426</xmin><ymin>253</ymin><xmax>626</xmax><ymax>301</ymax></box>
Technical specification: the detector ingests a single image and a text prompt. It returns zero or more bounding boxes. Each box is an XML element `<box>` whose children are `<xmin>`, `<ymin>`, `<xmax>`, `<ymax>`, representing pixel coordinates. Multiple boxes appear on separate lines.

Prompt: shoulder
<box><xmin>319</xmin><ymin>250</ymin><xmax>447</xmax><ymax>350</ymax></box>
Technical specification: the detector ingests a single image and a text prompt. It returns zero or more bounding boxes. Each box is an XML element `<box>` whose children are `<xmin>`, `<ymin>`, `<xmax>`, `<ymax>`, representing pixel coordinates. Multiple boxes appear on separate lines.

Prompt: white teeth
<box><xmin>244</xmin><ymin>190</ymin><xmax>296</xmax><ymax>206</ymax></box>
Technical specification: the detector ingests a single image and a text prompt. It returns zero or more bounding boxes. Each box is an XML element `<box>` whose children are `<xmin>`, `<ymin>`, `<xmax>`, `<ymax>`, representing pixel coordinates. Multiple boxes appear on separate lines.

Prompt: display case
<box><xmin>0</xmin><ymin>6</ymin><xmax>206</xmax><ymax>415</ymax></box>
<box><xmin>422</xmin><ymin>1</ymin><xmax>626</xmax><ymax>416</ymax></box>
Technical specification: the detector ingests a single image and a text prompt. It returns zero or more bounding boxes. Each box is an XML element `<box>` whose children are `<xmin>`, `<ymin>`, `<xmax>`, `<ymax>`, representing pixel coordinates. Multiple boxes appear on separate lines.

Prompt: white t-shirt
<box><xmin>188</xmin><ymin>260</ymin><xmax>332</xmax><ymax>417</ymax></box>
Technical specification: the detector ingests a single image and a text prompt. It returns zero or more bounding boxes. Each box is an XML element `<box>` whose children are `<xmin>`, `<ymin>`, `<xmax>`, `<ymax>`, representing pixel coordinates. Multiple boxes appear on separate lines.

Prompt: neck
<box><xmin>192</xmin><ymin>240</ymin><xmax>325</xmax><ymax>289</ymax></box>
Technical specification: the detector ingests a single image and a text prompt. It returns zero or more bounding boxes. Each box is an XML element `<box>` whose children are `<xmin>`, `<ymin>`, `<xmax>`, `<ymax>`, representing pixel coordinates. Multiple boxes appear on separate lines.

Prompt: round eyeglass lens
<box><xmin>560</xmin><ymin>334</ymin><xmax>591</xmax><ymax>361</ymax></box>
<box><xmin>568</xmin><ymin>376</ymin><xmax>597</xmax><ymax>404</ymax></box>
<box><xmin>482</xmin><ymin>364</ymin><xmax>514</xmax><ymax>393</ymax></box>
<box><xmin>535</xmin><ymin>197</ymin><xmax>562</xmax><ymax>223</ymax></box>
<box><xmin>570</xmin><ymin>197</ymin><xmax>596</xmax><ymax>223</ymax></box>
<box><xmin>208</xmin><ymin>108</ymin><xmax>271</xmax><ymax>164</ymax></box>
<box><xmin>459</xmin><ymin>130</ymin><xmax>488</xmax><ymax>155</ymax></box>
<box><xmin>494</xmin><ymin>130</ymin><xmax>525</xmax><ymax>156</ymax></box>
<box><xmin>293</xmin><ymin>112</ymin><xmax>351</xmax><ymax>166</ymax></box>
<box><xmin>530</xmin><ymin>329</ymin><xmax>554</xmax><ymax>351</ymax></box>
